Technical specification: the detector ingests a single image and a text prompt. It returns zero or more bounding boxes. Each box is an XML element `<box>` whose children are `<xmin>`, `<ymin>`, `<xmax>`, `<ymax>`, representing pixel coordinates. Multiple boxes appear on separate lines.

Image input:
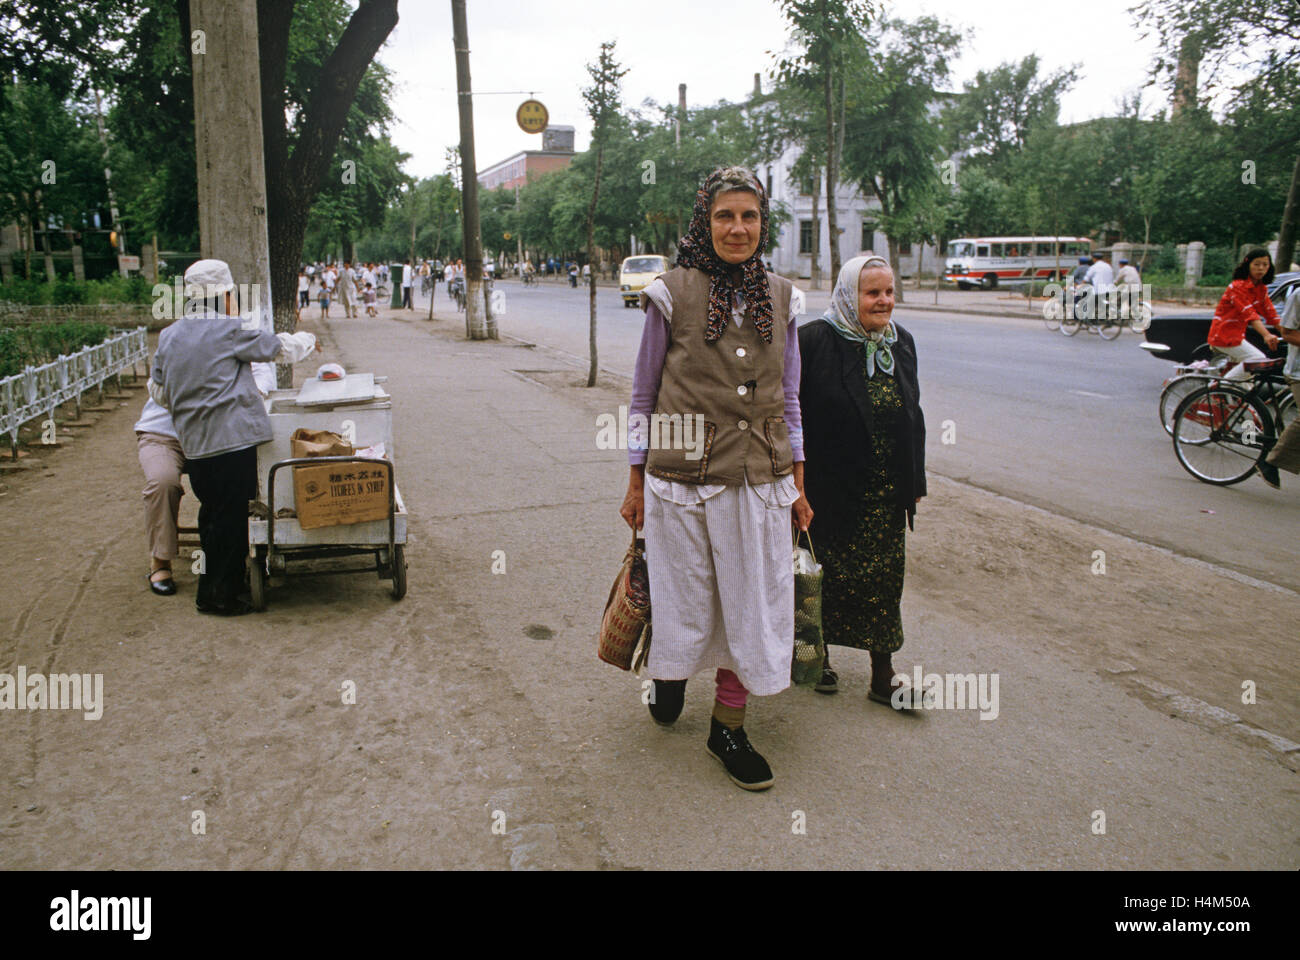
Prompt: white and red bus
<box><xmin>944</xmin><ymin>236</ymin><xmax>1092</xmax><ymax>289</ymax></box>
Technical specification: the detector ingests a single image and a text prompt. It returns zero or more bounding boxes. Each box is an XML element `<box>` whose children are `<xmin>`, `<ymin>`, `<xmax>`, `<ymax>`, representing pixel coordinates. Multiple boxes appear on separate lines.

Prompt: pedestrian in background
<box><xmin>798</xmin><ymin>255</ymin><xmax>927</xmax><ymax>708</ymax></box>
<box><xmin>401</xmin><ymin>261</ymin><xmax>414</xmax><ymax>309</ymax></box>
<box><xmin>338</xmin><ymin>259</ymin><xmax>358</xmax><ymax>318</ymax></box>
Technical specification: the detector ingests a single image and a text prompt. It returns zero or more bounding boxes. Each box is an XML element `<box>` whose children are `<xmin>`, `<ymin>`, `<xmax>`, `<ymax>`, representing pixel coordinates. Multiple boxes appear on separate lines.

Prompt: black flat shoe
<box><xmin>148</xmin><ymin>572</ymin><xmax>177</xmax><ymax>596</ymax></box>
<box><xmin>706</xmin><ymin>718</ymin><xmax>774</xmax><ymax>791</ymax></box>
<box><xmin>648</xmin><ymin>679</ymin><xmax>687</xmax><ymax>725</ymax></box>
<box><xmin>196</xmin><ymin>598</ymin><xmax>253</xmax><ymax>617</ymax></box>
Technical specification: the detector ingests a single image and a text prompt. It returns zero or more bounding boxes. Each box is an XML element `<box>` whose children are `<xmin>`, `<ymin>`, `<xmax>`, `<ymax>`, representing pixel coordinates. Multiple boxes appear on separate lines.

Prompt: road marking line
<box><xmin>1070</xmin><ymin>389</ymin><xmax>1112</xmax><ymax>399</ymax></box>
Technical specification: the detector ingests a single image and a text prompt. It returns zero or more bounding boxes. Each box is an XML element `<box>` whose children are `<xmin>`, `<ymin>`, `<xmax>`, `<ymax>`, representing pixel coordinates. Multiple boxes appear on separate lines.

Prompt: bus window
<box><xmin>977</xmin><ymin>245</ymin><xmax>989</xmax><ymax>257</ymax></box>
<box><xmin>989</xmin><ymin>243</ymin><xmax>1002</xmax><ymax>257</ymax></box>
<box><xmin>1006</xmin><ymin>245</ymin><xmax>1019</xmax><ymax>257</ymax></box>
<box><xmin>1036</xmin><ymin>242</ymin><xmax>1054</xmax><ymax>256</ymax></box>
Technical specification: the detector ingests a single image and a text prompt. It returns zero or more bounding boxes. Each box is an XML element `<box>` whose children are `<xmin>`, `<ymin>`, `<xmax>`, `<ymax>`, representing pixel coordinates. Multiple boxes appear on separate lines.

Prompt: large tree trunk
<box><xmin>1277</xmin><ymin>153</ymin><xmax>1300</xmax><ymax>272</ymax></box>
<box><xmin>824</xmin><ymin>68</ymin><xmax>841</xmax><ymax>277</ymax></box>
<box><xmin>258</xmin><ymin>0</ymin><xmax>399</xmax><ymax>379</ymax></box>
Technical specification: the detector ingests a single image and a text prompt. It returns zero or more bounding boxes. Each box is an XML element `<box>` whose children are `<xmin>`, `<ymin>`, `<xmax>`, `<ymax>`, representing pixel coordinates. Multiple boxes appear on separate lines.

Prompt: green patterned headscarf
<box><xmin>821</xmin><ymin>255</ymin><xmax>897</xmax><ymax>378</ymax></box>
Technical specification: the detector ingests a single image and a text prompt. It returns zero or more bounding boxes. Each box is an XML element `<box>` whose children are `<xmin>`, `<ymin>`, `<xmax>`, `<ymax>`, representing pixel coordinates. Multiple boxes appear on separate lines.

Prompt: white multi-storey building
<box><xmin>760</xmin><ymin>145</ymin><xmax>942</xmax><ymax>283</ymax></box>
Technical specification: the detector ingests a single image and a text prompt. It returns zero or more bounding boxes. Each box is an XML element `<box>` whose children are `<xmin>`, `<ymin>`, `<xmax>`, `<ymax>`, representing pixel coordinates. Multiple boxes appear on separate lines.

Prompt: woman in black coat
<box><xmin>798</xmin><ymin>255</ymin><xmax>927</xmax><ymax>710</ymax></box>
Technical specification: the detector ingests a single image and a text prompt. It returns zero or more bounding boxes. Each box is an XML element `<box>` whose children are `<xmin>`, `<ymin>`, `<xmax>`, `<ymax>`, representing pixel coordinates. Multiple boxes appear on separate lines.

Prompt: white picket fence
<box><xmin>1</xmin><ymin>327</ymin><xmax>148</xmax><ymax>453</ymax></box>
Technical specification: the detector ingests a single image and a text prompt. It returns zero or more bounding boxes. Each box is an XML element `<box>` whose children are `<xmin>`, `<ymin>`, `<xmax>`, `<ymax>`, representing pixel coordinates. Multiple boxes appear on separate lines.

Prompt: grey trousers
<box><xmin>1265</xmin><ymin>380</ymin><xmax>1300</xmax><ymax>474</ymax></box>
<box><xmin>136</xmin><ymin>431</ymin><xmax>185</xmax><ymax>560</ymax></box>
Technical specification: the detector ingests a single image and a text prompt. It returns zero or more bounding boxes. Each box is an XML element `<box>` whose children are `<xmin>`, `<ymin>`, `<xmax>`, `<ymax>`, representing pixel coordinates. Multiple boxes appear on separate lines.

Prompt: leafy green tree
<box><xmin>581</xmin><ymin>40</ymin><xmax>627</xmax><ymax>386</ymax></box>
<box><xmin>0</xmin><ymin>79</ymin><xmax>106</xmax><ymax>279</ymax></box>
<box><xmin>947</xmin><ymin>55</ymin><xmax>1078</xmax><ymax>176</ymax></box>
<box><xmin>774</xmin><ymin>0</ymin><xmax>879</xmax><ymax>277</ymax></box>
<box><xmin>840</xmin><ymin>15</ymin><xmax>962</xmax><ymax>298</ymax></box>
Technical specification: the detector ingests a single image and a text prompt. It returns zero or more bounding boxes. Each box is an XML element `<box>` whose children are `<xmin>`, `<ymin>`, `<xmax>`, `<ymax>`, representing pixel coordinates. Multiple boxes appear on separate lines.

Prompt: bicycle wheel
<box><xmin>1158</xmin><ymin>374</ymin><xmax>1206</xmax><ymax>436</ymax></box>
<box><xmin>1060</xmin><ymin>313</ymin><xmax>1081</xmax><ymax>336</ymax></box>
<box><xmin>1098</xmin><ymin>314</ymin><xmax>1122</xmax><ymax>340</ymax></box>
<box><xmin>1278</xmin><ymin>389</ymin><xmax>1296</xmax><ymax>431</ymax></box>
<box><xmin>1042</xmin><ymin>296</ymin><xmax>1061</xmax><ymax>331</ymax></box>
<box><xmin>1172</xmin><ymin>385</ymin><xmax>1272</xmax><ymax>485</ymax></box>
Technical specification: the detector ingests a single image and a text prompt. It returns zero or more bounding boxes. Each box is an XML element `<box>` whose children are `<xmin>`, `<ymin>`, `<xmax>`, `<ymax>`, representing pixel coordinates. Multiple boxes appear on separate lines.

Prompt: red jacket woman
<box><xmin>1208</xmin><ymin>250</ymin><xmax>1280</xmax><ymax>349</ymax></box>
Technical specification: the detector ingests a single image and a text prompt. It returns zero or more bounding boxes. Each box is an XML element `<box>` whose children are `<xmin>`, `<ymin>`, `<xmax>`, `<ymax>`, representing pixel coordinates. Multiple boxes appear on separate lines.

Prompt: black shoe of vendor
<box><xmin>196</xmin><ymin>598</ymin><xmax>254</xmax><ymax>617</ymax></box>
<box><xmin>706</xmin><ymin>718</ymin><xmax>774</xmax><ymax>791</ymax></box>
<box><xmin>648</xmin><ymin>679</ymin><xmax>686</xmax><ymax>725</ymax></box>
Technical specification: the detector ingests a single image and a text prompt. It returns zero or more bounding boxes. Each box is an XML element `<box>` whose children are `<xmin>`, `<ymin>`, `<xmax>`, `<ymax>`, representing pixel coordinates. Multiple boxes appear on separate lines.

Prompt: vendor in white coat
<box><xmin>148</xmin><ymin>259</ymin><xmax>318</xmax><ymax>616</ymax></box>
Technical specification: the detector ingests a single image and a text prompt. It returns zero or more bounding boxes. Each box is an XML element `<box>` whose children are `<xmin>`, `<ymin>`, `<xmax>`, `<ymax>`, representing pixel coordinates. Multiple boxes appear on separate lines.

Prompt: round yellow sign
<box><xmin>516</xmin><ymin>99</ymin><xmax>548</xmax><ymax>134</ymax></box>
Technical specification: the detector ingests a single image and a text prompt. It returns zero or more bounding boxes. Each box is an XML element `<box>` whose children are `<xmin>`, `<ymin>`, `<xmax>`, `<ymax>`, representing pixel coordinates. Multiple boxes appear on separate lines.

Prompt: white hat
<box><xmin>184</xmin><ymin>258</ymin><xmax>235</xmax><ymax>297</ymax></box>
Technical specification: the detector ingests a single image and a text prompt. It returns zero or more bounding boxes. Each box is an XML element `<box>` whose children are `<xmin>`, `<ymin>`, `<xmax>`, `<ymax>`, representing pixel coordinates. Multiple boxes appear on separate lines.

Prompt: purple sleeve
<box><xmin>629</xmin><ymin>303</ymin><xmax>670</xmax><ymax>464</ymax></box>
<box><xmin>783</xmin><ymin>315</ymin><xmax>805</xmax><ymax>462</ymax></box>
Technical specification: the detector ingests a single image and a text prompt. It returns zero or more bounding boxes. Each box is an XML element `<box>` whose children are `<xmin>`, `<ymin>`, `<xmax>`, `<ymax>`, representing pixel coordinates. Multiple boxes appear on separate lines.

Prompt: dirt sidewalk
<box><xmin>1</xmin><ymin>304</ymin><xmax>1295</xmax><ymax>870</ymax></box>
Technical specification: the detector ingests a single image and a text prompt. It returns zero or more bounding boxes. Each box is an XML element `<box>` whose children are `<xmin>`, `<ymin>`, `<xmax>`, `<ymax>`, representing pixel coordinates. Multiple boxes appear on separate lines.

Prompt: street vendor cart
<box><xmin>247</xmin><ymin>372</ymin><xmax>407</xmax><ymax>609</ymax></box>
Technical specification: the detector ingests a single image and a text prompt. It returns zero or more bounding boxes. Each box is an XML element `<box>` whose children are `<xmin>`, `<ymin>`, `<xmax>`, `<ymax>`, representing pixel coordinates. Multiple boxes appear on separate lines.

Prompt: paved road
<box><xmin>480</xmin><ymin>280</ymin><xmax>1298</xmax><ymax>592</ymax></box>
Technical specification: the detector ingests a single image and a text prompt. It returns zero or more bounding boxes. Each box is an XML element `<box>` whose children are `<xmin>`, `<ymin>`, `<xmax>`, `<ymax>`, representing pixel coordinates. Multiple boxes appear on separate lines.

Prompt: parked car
<box><xmin>1142</xmin><ymin>272</ymin><xmax>1298</xmax><ymax>364</ymax></box>
<box><xmin>619</xmin><ymin>255</ymin><xmax>669</xmax><ymax>308</ymax></box>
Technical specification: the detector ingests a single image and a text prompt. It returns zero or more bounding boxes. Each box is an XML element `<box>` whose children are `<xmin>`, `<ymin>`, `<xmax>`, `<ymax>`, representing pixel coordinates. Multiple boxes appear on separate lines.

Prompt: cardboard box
<box><xmin>292</xmin><ymin>461</ymin><xmax>390</xmax><ymax>530</ymax></box>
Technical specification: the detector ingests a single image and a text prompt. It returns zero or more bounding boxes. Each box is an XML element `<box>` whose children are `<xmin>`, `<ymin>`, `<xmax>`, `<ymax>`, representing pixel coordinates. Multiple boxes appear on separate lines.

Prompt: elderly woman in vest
<box><xmin>798</xmin><ymin>256</ymin><xmax>927</xmax><ymax>709</ymax></box>
<box><xmin>619</xmin><ymin>167</ymin><xmax>813</xmax><ymax>791</ymax></box>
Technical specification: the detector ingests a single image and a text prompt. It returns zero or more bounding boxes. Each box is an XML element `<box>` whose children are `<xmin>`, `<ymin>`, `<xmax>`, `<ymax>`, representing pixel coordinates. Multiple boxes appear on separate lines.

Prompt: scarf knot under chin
<box><xmin>674</xmin><ymin>169</ymin><xmax>774</xmax><ymax>343</ymax></box>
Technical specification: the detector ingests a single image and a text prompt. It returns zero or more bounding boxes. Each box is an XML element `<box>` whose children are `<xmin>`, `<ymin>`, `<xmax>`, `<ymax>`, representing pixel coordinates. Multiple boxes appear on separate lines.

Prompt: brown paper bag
<box><xmin>290</xmin><ymin>428</ymin><xmax>353</xmax><ymax>459</ymax></box>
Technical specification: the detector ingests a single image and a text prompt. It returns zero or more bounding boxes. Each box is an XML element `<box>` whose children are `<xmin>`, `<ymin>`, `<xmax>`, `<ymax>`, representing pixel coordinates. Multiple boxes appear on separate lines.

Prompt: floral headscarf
<box><xmin>675</xmin><ymin>167</ymin><xmax>774</xmax><ymax>343</ymax></box>
<box><xmin>822</xmin><ymin>255</ymin><xmax>897</xmax><ymax>378</ymax></box>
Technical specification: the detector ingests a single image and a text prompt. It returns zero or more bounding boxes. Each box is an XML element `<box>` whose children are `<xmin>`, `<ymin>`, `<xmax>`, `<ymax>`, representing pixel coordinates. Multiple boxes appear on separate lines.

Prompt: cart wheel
<box><xmin>390</xmin><ymin>544</ymin><xmax>407</xmax><ymax>600</ymax></box>
<box><xmin>249</xmin><ymin>547</ymin><xmax>267</xmax><ymax>611</ymax></box>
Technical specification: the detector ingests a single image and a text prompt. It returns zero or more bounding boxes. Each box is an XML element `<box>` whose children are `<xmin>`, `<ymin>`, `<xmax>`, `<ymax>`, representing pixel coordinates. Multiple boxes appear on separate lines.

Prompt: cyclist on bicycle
<box><xmin>1209</xmin><ymin>248</ymin><xmax>1280</xmax><ymax>381</ymax></box>
<box><xmin>1263</xmin><ymin>282</ymin><xmax>1300</xmax><ymax>483</ymax></box>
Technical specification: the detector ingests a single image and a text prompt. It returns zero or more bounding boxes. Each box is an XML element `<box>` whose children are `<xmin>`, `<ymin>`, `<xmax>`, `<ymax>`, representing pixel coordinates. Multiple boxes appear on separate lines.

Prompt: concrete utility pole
<box><xmin>676</xmin><ymin>83</ymin><xmax>685</xmax><ymax>149</ymax></box>
<box><xmin>451</xmin><ymin>0</ymin><xmax>491</xmax><ymax>340</ymax></box>
<box><xmin>190</xmin><ymin>0</ymin><xmax>275</xmax><ymax>348</ymax></box>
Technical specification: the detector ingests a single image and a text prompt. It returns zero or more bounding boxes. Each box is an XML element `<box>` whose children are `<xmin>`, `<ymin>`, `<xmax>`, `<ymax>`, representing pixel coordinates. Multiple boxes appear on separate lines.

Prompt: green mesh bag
<box><xmin>791</xmin><ymin>529</ymin><xmax>824</xmax><ymax>686</ymax></box>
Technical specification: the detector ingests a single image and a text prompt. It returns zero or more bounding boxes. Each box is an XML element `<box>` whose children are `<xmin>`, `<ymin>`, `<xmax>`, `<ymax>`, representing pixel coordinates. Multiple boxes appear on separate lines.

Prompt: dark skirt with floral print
<box><xmin>818</xmin><ymin>370</ymin><xmax>907</xmax><ymax>653</ymax></box>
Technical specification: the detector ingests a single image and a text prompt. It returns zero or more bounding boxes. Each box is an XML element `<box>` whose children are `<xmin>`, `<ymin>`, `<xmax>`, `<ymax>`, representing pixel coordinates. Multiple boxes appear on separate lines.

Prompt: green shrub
<box><xmin>51</xmin><ymin>277</ymin><xmax>89</xmax><ymax>305</ymax></box>
<box><xmin>0</xmin><ymin>321</ymin><xmax>116</xmax><ymax>378</ymax></box>
<box><xmin>1153</xmin><ymin>244</ymin><xmax>1179</xmax><ymax>273</ymax></box>
<box><xmin>0</xmin><ymin>273</ymin><xmax>157</xmax><ymax>305</ymax></box>
<box><xmin>1203</xmin><ymin>246</ymin><xmax>1234</xmax><ymax>278</ymax></box>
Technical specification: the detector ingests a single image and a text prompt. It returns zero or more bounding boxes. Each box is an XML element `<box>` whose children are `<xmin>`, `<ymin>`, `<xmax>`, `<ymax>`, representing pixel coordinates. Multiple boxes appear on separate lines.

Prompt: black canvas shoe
<box><xmin>648</xmin><ymin>679</ymin><xmax>686</xmax><ymax>725</ymax></box>
<box><xmin>1259</xmin><ymin>461</ymin><xmax>1281</xmax><ymax>489</ymax></box>
<box><xmin>706</xmin><ymin>717</ymin><xmax>775</xmax><ymax>791</ymax></box>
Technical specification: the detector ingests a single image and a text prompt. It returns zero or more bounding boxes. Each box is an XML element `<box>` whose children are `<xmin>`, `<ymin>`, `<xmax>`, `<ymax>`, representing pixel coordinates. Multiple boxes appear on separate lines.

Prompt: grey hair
<box><xmin>707</xmin><ymin>166</ymin><xmax>761</xmax><ymax>206</ymax></box>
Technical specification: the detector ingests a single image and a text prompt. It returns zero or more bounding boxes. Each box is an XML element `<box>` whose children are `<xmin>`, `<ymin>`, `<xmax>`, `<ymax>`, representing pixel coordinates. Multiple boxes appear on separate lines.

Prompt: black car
<box><xmin>1143</xmin><ymin>272</ymin><xmax>1298</xmax><ymax>364</ymax></box>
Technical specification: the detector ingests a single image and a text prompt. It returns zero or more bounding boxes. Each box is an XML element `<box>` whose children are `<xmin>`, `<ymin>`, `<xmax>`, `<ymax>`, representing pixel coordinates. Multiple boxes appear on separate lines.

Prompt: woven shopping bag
<box><xmin>597</xmin><ymin>529</ymin><xmax>652</xmax><ymax>671</ymax></box>
<box><xmin>791</xmin><ymin>528</ymin><xmax>825</xmax><ymax>685</ymax></box>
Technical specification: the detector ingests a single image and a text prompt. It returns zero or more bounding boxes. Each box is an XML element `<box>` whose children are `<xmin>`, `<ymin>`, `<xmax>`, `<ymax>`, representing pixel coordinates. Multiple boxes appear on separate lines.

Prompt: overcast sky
<box><xmin>378</xmin><ymin>0</ymin><xmax>1174</xmax><ymax>180</ymax></box>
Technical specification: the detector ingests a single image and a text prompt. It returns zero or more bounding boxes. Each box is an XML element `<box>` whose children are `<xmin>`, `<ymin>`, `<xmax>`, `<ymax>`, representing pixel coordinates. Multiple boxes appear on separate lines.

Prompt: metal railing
<box><xmin>1</xmin><ymin>326</ymin><xmax>148</xmax><ymax>456</ymax></box>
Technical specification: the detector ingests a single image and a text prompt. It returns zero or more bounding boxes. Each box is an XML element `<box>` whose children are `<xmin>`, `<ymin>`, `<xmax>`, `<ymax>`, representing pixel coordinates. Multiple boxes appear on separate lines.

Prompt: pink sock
<box><xmin>714</xmin><ymin>668</ymin><xmax>748</xmax><ymax>708</ymax></box>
